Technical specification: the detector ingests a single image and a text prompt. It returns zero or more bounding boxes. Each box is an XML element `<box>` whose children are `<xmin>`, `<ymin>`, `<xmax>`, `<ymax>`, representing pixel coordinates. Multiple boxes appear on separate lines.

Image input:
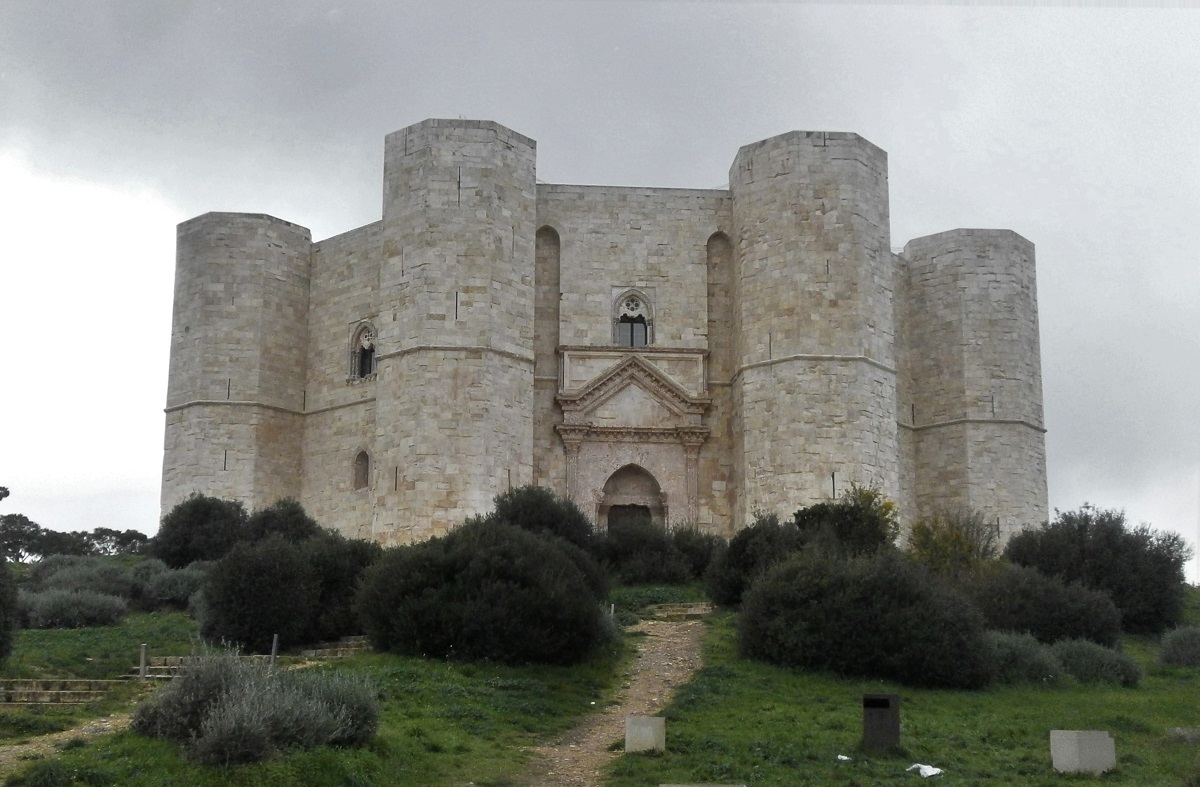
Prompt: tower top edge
<box><xmin>178</xmin><ymin>211</ymin><xmax>312</xmax><ymax>236</ymax></box>
<box><xmin>385</xmin><ymin>118</ymin><xmax>537</xmax><ymax>150</ymax></box>
<box><xmin>902</xmin><ymin>227</ymin><xmax>1034</xmax><ymax>254</ymax></box>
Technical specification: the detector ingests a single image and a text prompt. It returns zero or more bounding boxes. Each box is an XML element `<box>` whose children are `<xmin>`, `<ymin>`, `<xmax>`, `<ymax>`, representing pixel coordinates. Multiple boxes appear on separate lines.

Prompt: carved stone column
<box><xmin>681</xmin><ymin>428</ymin><xmax>706</xmax><ymax>525</ymax></box>
<box><xmin>557</xmin><ymin>425</ymin><xmax>587</xmax><ymax>504</ymax></box>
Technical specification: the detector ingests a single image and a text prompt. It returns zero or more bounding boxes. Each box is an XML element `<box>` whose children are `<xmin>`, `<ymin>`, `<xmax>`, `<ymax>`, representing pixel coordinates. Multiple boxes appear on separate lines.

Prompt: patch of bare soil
<box><xmin>519</xmin><ymin>618</ymin><xmax>704</xmax><ymax>787</ymax></box>
<box><xmin>0</xmin><ymin>712</ymin><xmax>131</xmax><ymax>778</ymax></box>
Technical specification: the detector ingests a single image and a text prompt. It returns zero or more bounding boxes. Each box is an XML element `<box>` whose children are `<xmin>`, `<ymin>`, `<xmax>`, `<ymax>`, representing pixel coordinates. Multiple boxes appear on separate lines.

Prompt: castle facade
<box><xmin>162</xmin><ymin>118</ymin><xmax>1048</xmax><ymax>543</ymax></box>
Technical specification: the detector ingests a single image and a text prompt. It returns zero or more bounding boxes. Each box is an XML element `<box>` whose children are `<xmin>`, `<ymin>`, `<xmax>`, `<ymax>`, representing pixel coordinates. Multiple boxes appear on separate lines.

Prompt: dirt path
<box><xmin>0</xmin><ymin>712</ymin><xmax>131</xmax><ymax>778</ymax></box>
<box><xmin>519</xmin><ymin>618</ymin><xmax>705</xmax><ymax>787</ymax></box>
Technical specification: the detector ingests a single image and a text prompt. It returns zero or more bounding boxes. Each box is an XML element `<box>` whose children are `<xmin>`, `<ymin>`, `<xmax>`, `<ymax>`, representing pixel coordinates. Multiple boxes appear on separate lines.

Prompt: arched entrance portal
<box><xmin>598</xmin><ymin>465</ymin><xmax>666</xmax><ymax>530</ymax></box>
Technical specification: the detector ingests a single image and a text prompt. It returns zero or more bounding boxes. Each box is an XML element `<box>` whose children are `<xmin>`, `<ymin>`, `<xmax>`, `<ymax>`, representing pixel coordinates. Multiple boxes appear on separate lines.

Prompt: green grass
<box><xmin>5</xmin><ymin>637</ymin><xmax>632</xmax><ymax>786</ymax></box>
<box><xmin>606</xmin><ymin>613</ymin><xmax>1200</xmax><ymax>786</ymax></box>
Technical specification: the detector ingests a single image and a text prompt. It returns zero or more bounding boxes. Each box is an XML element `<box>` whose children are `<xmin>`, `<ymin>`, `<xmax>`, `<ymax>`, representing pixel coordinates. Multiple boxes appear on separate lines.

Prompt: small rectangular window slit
<box><xmin>223</xmin><ymin>450</ymin><xmax>228</xmax><ymax>471</ymax></box>
<box><xmin>394</xmin><ymin>467</ymin><xmax>398</xmax><ymax>491</ymax></box>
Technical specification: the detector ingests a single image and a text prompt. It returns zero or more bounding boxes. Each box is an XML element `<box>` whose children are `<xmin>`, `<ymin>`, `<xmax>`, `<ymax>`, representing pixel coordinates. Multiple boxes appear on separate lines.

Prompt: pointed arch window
<box><xmin>350</xmin><ymin>323</ymin><xmax>376</xmax><ymax>381</ymax></box>
<box><xmin>613</xmin><ymin>292</ymin><xmax>652</xmax><ymax>347</ymax></box>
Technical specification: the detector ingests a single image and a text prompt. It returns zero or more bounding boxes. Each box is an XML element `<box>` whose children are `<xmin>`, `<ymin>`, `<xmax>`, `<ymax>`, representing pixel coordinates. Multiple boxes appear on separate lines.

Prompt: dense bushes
<box><xmin>963</xmin><ymin>563</ymin><xmax>1122</xmax><ymax>647</ymax></box>
<box><xmin>792</xmin><ymin>484</ymin><xmax>899</xmax><ymax>558</ymax></box>
<box><xmin>18</xmin><ymin>588</ymin><xmax>127</xmax><ymax>628</ymax></box>
<box><xmin>487</xmin><ymin>485</ymin><xmax>594</xmax><ymax>549</ymax></box>
<box><xmin>739</xmin><ymin>550</ymin><xmax>993</xmax><ymax>689</ymax></box>
<box><xmin>984</xmin><ymin>631</ymin><xmax>1063</xmax><ymax>686</ymax></box>
<box><xmin>907</xmin><ymin>509</ymin><xmax>1000</xmax><ymax>578</ymax></box>
<box><xmin>244</xmin><ymin>498</ymin><xmax>323</xmax><ymax>543</ymax></box>
<box><xmin>198</xmin><ymin>531</ymin><xmax>380</xmax><ymax>652</ymax></box>
<box><xmin>132</xmin><ymin>651</ymin><xmax>377</xmax><ymax>765</ymax></box>
<box><xmin>671</xmin><ymin>526</ymin><xmax>725</xmax><ymax>580</ymax></box>
<box><xmin>1160</xmin><ymin>626</ymin><xmax>1200</xmax><ymax>667</ymax></box>
<box><xmin>151</xmin><ymin>495</ymin><xmax>249</xmax><ymax>568</ymax></box>
<box><xmin>595</xmin><ymin>517</ymin><xmax>689</xmax><ymax>584</ymax></box>
<box><xmin>356</xmin><ymin>519</ymin><xmax>607</xmax><ymax>665</ymax></box>
<box><xmin>1005</xmin><ymin>506</ymin><xmax>1191</xmax><ymax>634</ymax></box>
<box><xmin>1052</xmin><ymin>639</ymin><xmax>1142</xmax><ymax>687</ymax></box>
<box><xmin>705</xmin><ymin>513</ymin><xmax>804</xmax><ymax>606</ymax></box>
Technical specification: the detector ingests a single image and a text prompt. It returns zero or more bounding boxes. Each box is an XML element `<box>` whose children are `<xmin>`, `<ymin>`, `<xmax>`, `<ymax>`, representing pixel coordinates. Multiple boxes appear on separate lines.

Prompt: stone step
<box><xmin>0</xmin><ymin>679</ymin><xmax>121</xmax><ymax>692</ymax></box>
<box><xmin>645</xmin><ymin>602</ymin><xmax>713</xmax><ymax>619</ymax></box>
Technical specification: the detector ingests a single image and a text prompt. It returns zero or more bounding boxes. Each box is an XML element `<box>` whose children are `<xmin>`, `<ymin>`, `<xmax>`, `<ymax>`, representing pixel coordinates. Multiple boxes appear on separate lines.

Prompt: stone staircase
<box><xmin>645</xmin><ymin>602</ymin><xmax>713</xmax><ymax>620</ymax></box>
<box><xmin>299</xmin><ymin>635</ymin><xmax>372</xmax><ymax>660</ymax></box>
<box><xmin>0</xmin><ymin>679</ymin><xmax>121</xmax><ymax>708</ymax></box>
<box><xmin>129</xmin><ymin>654</ymin><xmax>275</xmax><ymax>681</ymax></box>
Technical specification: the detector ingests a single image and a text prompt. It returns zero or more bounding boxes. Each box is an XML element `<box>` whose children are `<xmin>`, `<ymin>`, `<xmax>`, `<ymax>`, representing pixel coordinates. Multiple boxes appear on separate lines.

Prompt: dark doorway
<box><xmin>608</xmin><ymin>504</ymin><xmax>653</xmax><ymax>528</ymax></box>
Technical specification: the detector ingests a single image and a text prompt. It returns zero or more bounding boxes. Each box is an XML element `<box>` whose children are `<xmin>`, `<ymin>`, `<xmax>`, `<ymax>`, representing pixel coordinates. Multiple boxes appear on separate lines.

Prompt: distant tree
<box><xmin>245</xmin><ymin>498</ymin><xmax>323</xmax><ymax>543</ymax></box>
<box><xmin>151</xmin><ymin>495</ymin><xmax>248</xmax><ymax>568</ymax></box>
<box><xmin>1005</xmin><ymin>505</ymin><xmax>1193</xmax><ymax>634</ymax></box>
<box><xmin>87</xmin><ymin>528</ymin><xmax>149</xmax><ymax>556</ymax></box>
<box><xmin>35</xmin><ymin>529</ymin><xmax>93</xmax><ymax>558</ymax></box>
<box><xmin>0</xmin><ymin>513</ymin><xmax>45</xmax><ymax>562</ymax></box>
<box><xmin>0</xmin><ymin>487</ymin><xmax>9</xmax><ymax>503</ymax></box>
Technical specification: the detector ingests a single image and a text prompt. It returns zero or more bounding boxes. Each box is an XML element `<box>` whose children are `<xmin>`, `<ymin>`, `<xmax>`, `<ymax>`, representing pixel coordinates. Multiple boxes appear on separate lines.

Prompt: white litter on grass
<box><xmin>906</xmin><ymin>763</ymin><xmax>944</xmax><ymax>777</ymax></box>
<box><xmin>837</xmin><ymin>754</ymin><xmax>851</xmax><ymax>761</ymax></box>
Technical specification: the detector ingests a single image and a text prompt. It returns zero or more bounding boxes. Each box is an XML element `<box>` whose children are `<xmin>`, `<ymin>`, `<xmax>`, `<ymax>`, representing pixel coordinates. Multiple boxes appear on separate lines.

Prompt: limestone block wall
<box><xmin>729</xmin><ymin>131</ymin><xmax>898</xmax><ymax>524</ymax></box>
<box><xmin>162</xmin><ymin>213</ymin><xmax>311</xmax><ymax>514</ymax></box>
<box><xmin>298</xmin><ymin>222</ymin><xmax>384</xmax><ymax>538</ymax></box>
<box><xmin>900</xmin><ymin>228</ymin><xmax>1048</xmax><ymax>532</ymax></box>
<box><xmin>372</xmin><ymin>119</ymin><xmax>537</xmax><ymax>542</ymax></box>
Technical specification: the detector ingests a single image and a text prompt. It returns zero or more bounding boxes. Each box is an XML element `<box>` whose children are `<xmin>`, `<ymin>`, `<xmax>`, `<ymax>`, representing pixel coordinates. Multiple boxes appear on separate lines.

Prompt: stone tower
<box><xmin>162</xmin><ymin>213</ymin><xmax>311</xmax><ymax>512</ymax></box>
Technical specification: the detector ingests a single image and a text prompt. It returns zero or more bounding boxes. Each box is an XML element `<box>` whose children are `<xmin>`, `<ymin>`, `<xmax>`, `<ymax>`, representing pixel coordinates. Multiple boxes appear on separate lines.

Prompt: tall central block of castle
<box><xmin>163</xmin><ymin>118</ymin><xmax>1048</xmax><ymax>543</ymax></box>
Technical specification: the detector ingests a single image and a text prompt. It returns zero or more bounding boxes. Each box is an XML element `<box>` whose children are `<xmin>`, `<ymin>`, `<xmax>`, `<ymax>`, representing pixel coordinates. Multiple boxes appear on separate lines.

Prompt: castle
<box><xmin>162</xmin><ymin>118</ymin><xmax>1048</xmax><ymax>544</ymax></box>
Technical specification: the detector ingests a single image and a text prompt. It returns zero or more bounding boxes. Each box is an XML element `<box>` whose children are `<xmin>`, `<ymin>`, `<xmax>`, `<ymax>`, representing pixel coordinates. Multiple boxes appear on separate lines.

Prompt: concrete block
<box><xmin>1050</xmin><ymin>730</ymin><xmax>1116</xmax><ymax>775</ymax></box>
<box><xmin>625</xmin><ymin>714</ymin><xmax>666</xmax><ymax>752</ymax></box>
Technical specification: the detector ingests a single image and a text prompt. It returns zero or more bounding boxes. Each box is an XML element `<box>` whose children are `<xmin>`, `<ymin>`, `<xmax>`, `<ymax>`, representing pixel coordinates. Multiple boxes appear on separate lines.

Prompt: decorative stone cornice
<box><xmin>555</xmin><ymin>424</ymin><xmax>711</xmax><ymax>445</ymax></box>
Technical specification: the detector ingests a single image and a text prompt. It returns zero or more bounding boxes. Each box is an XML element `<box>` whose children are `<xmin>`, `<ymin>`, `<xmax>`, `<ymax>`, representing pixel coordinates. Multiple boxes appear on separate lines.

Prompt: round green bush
<box><xmin>1160</xmin><ymin>626</ymin><xmax>1200</xmax><ymax>667</ymax></box>
<box><xmin>488</xmin><ymin>485</ymin><xmax>595</xmax><ymax>549</ymax></box>
<box><xmin>356</xmin><ymin>520</ymin><xmax>604</xmax><ymax>665</ymax></box>
<box><xmin>964</xmin><ymin>563</ymin><xmax>1122</xmax><ymax>647</ymax></box>
<box><xmin>299</xmin><ymin>532</ymin><xmax>383</xmax><ymax>643</ymax></box>
<box><xmin>671</xmin><ymin>526</ymin><xmax>725</xmax><ymax>580</ymax></box>
<box><xmin>739</xmin><ymin>551</ymin><xmax>993</xmax><ymax>689</ymax></box>
<box><xmin>151</xmin><ymin>494</ymin><xmax>248</xmax><ymax>569</ymax></box>
<box><xmin>199</xmin><ymin>536</ymin><xmax>319</xmax><ymax>652</ymax></box>
<box><xmin>1052</xmin><ymin>639</ymin><xmax>1142</xmax><ymax>687</ymax></box>
<box><xmin>20</xmin><ymin>588</ymin><xmax>127</xmax><ymax>628</ymax></box>
<box><xmin>245</xmin><ymin>498</ymin><xmax>323</xmax><ymax>543</ymax></box>
<box><xmin>704</xmin><ymin>513</ymin><xmax>804</xmax><ymax>606</ymax></box>
<box><xmin>984</xmin><ymin>630</ymin><xmax>1064</xmax><ymax>686</ymax></box>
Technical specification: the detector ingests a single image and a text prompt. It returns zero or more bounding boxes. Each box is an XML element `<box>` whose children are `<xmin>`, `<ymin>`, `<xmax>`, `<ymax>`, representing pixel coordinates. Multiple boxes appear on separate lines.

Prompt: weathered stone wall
<box><xmin>900</xmin><ymin>229</ymin><xmax>1048</xmax><ymax>532</ymax></box>
<box><xmin>729</xmin><ymin>131</ymin><xmax>899</xmax><ymax>524</ymax></box>
<box><xmin>162</xmin><ymin>213</ymin><xmax>310</xmax><ymax>514</ymax></box>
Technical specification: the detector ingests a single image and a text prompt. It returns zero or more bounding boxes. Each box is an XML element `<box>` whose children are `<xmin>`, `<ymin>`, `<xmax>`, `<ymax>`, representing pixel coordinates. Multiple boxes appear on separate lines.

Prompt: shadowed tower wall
<box><xmin>371</xmin><ymin>119</ymin><xmax>537</xmax><ymax>543</ymax></box>
<box><xmin>729</xmin><ymin>132</ymin><xmax>899</xmax><ymax>525</ymax></box>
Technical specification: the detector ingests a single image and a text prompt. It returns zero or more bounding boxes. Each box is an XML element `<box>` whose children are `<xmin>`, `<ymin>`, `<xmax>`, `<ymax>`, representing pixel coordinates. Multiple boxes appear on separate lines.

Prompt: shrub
<box><xmin>1160</xmin><ymin>626</ymin><xmax>1200</xmax><ymax>667</ymax></box>
<box><xmin>199</xmin><ymin>536</ymin><xmax>319</xmax><ymax>652</ymax></box>
<box><xmin>20</xmin><ymin>589</ymin><xmax>127</xmax><ymax>628</ymax></box>
<box><xmin>0</xmin><ymin>560</ymin><xmax>15</xmax><ymax>663</ymax></box>
<box><xmin>133</xmin><ymin>651</ymin><xmax>378</xmax><ymax>765</ymax></box>
<box><xmin>1052</xmin><ymin>638</ymin><xmax>1142</xmax><ymax>687</ymax></box>
<box><xmin>907</xmin><ymin>509</ymin><xmax>1000</xmax><ymax>577</ymax></box>
<box><xmin>739</xmin><ymin>550</ymin><xmax>993</xmax><ymax>689</ymax></box>
<box><xmin>984</xmin><ymin>631</ymin><xmax>1064</xmax><ymax>686</ymax></box>
<box><xmin>963</xmin><ymin>563</ymin><xmax>1122</xmax><ymax>647</ymax></box>
<box><xmin>704</xmin><ymin>513</ymin><xmax>804</xmax><ymax>606</ymax></box>
<box><xmin>792</xmin><ymin>484</ymin><xmax>900</xmax><ymax>558</ymax></box>
<box><xmin>245</xmin><ymin>498</ymin><xmax>323</xmax><ymax>544</ymax></box>
<box><xmin>1005</xmin><ymin>505</ymin><xmax>1192</xmax><ymax>634</ymax></box>
<box><xmin>39</xmin><ymin>559</ymin><xmax>140</xmax><ymax>600</ymax></box>
<box><xmin>671</xmin><ymin>526</ymin><xmax>725</xmax><ymax>580</ymax></box>
<box><xmin>356</xmin><ymin>519</ymin><xmax>604</xmax><ymax>665</ymax></box>
<box><xmin>299</xmin><ymin>532</ymin><xmax>383</xmax><ymax>643</ymax></box>
<box><xmin>144</xmin><ymin>564</ymin><xmax>209</xmax><ymax>611</ymax></box>
<box><xmin>596</xmin><ymin>517</ymin><xmax>689</xmax><ymax>585</ymax></box>
<box><xmin>151</xmin><ymin>494</ymin><xmax>248</xmax><ymax>569</ymax></box>
<box><xmin>488</xmin><ymin>485</ymin><xmax>594</xmax><ymax>549</ymax></box>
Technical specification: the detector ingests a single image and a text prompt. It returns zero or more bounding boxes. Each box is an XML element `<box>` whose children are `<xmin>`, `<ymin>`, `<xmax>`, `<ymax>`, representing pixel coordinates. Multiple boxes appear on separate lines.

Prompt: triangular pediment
<box><xmin>557</xmin><ymin>355</ymin><xmax>709</xmax><ymax>427</ymax></box>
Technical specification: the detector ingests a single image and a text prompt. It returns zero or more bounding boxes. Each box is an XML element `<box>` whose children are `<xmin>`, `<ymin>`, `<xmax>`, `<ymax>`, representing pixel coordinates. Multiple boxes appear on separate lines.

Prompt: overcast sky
<box><xmin>2</xmin><ymin>2</ymin><xmax>1198</xmax><ymax>575</ymax></box>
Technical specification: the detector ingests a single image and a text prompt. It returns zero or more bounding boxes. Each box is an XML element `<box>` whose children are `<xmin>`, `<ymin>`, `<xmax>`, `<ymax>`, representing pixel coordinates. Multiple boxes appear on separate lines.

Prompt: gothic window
<box><xmin>613</xmin><ymin>292</ymin><xmax>652</xmax><ymax>347</ymax></box>
<box><xmin>353</xmin><ymin>451</ymin><xmax>370</xmax><ymax>490</ymax></box>
<box><xmin>350</xmin><ymin>324</ymin><xmax>376</xmax><ymax>380</ymax></box>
